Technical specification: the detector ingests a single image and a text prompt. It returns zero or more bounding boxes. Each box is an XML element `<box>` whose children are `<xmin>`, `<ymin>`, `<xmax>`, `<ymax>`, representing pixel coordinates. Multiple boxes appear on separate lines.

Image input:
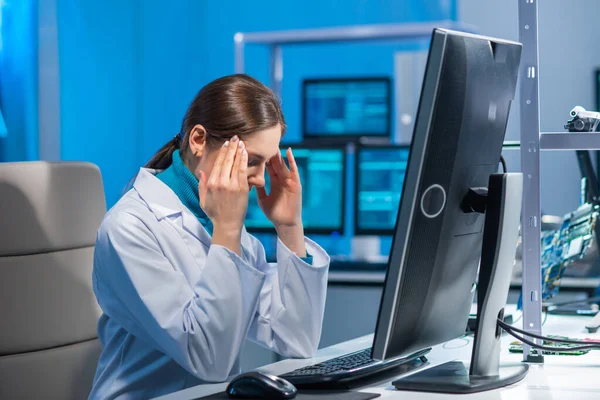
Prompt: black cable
<box><xmin>499</xmin><ymin>319</ymin><xmax>585</xmax><ymax>345</ymax></box>
<box><xmin>499</xmin><ymin>325</ymin><xmax>600</xmax><ymax>352</ymax></box>
<box><xmin>498</xmin><ymin>319</ymin><xmax>600</xmax><ymax>347</ymax></box>
<box><xmin>500</xmin><ymin>155</ymin><xmax>507</xmax><ymax>173</ymax></box>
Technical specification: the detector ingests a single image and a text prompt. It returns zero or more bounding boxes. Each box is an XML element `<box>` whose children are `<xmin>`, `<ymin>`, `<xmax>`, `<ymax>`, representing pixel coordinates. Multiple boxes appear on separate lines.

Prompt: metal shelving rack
<box><xmin>233</xmin><ymin>21</ymin><xmax>476</xmax><ymax>99</ymax></box>
<box><xmin>519</xmin><ymin>0</ymin><xmax>600</xmax><ymax>362</ymax></box>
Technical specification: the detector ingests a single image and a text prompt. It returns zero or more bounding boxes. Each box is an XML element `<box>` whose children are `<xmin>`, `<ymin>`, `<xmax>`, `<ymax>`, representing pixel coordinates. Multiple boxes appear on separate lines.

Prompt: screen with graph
<box><xmin>245</xmin><ymin>146</ymin><xmax>346</xmax><ymax>234</ymax></box>
<box><xmin>355</xmin><ymin>145</ymin><xmax>410</xmax><ymax>235</ymax></box>
<box><xmin>303</xmin><ymin>77</ymin><xmax>391</xmax><ymax>139</ymax></box>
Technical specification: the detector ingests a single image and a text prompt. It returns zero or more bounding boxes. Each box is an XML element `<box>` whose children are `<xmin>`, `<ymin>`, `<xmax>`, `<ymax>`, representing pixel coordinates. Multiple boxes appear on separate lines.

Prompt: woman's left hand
<box><xmin>257</xmin><ymin>148</ymin><xmax>303</xmax><ymax>229</ymax></box>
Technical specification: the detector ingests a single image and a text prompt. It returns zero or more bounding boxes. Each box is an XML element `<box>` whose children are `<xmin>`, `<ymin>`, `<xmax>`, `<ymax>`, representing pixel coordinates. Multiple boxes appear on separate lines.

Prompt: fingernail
<box><xmin>243</xmin><ymin>149</ymin><xmax>247</xmax><ymax>155</ymax></box>
<box><xmin>239</xmin><ymin>141</ymin><xmax>245</xmax><ymax>149</ymax></box>
<box><xmin>223</xmin><ymin>141</ymin><xmax>229</xmax><ymax>147</ymax></box>
<box><xmin>232</xmin><ymin>135</ymin><xmax>239</xmax><ymax>142</ymax></box>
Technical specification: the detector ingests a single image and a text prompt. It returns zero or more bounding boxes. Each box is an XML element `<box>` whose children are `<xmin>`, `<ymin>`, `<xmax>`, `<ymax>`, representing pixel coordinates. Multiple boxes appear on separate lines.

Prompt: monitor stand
<box><xmin>392</xmin><ymin>173</ymin><xmax>530</xmax><ymax>394</ymax></box>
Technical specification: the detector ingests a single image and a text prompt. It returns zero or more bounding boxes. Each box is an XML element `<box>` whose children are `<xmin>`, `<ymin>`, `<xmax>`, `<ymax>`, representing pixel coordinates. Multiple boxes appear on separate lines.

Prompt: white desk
<box><xmin>155</xmin><ymin>309</ymin><xmax>600</xmax><ymax>400</ymax></box>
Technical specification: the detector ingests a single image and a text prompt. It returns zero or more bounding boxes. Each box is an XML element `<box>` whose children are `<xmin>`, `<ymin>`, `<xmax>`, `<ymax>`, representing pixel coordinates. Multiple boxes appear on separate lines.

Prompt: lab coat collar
<box><xmin>133</xmin><ymin>168</ymin><xmax>211</xmax><ymax>246</ymax></box>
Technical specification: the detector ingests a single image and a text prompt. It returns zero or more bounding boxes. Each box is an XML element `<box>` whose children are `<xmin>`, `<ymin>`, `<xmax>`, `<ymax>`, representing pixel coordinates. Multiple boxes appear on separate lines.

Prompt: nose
<box><xmin>248</xmin><ymin>173</ymin><xmax>265</xmax><ymax>189</ymax></box>
<box><xmin>248</xmin><ymin>165</ymin><xmax>266</xmax><ymax>188</ymax></box>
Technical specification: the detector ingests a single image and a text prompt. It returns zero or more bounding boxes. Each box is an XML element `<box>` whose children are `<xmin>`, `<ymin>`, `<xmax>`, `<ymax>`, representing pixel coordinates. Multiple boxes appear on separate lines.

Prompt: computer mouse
<box><xmin>226</xmin><ymin>371</ymin><xmax>297</xmax><ymax>399</ymax></box>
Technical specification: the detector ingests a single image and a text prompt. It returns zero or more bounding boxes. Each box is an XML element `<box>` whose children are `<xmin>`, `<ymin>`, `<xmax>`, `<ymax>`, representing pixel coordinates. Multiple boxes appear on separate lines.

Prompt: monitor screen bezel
<box><xmin>244</xmin><ymin>142</ymin><xmax>347</xmax><ymax>235</ymax></box>
<box><xmin>302</xmin><ymin>76</ymin><xmax>393</xmax><ymax>141</ymax></box>
<box><xmin>596</xmin><ymin>68</ymin><xmax>600</xmax><ymax>110</ymax></box>
<box><xmin>353</xmin><ymin>143</ymin><xmax>411</xmax><ymax>236</ymax></box>
<box><xmin>371</xmin><ymin>28</ymin><xmax>522</xmax><ymax>361</ymax></box>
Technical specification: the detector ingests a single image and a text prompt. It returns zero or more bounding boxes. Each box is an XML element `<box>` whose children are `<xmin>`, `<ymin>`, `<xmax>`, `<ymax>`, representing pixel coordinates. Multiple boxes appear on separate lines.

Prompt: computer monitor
<box><xmin>303</xmin><ymin>77</ymin><xmax>391</xmax><ymax>140</ymax></box>
<box><xmin>371</xmin><ymin>29</ymin><xmax>524</xmax><ymax>392</ymax></box>
<box><xmin>596</xmin><ymin>68</ymin><xmax>600</xmax><ymax>111</ymax></box>
<box><xmin>244</xmin><ymin>145</ymin><xmax>346</xmax><ymax>234</ymax></box>
<box><xmin>354</xmin><ymin>144</ymin><xmax>410</xmax><ymax>235</ymax></box>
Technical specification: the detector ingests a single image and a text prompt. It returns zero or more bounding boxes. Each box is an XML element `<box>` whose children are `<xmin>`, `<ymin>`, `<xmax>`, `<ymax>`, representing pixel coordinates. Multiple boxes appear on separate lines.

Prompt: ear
<box><xmin>189</xmin><ymin>124</ymin><xmax>207</xmax><ymax>157</ymax></box>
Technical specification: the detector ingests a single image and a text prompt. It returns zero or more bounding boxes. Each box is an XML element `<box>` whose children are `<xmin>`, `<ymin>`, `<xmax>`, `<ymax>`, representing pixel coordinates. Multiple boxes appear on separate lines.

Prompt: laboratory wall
<box><xmin>4</xmin><ymin>0</ymin><xmax>600</xmax><ymax>377</ymax></box>
<box><xmin>0</xmin><ymin>0</ymin><xmax>38</xmax><ymax>161</ymax></box>
<box><xmin>460</xmin><ymin>0</ymin><xmax>600</xmax><ymax>218</ymax></box>
<box><xmin>56</xmin><ymin>0</ymin><xmax>456</xmax><ymax>207</ymax></box>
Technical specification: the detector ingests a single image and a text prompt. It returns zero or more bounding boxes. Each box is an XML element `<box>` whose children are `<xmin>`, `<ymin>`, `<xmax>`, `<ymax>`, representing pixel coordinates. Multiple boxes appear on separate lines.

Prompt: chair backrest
<box><xmin>0</xmin><ymin>161</ymin><xmax>106</xmax><ymax>400</ymax></box>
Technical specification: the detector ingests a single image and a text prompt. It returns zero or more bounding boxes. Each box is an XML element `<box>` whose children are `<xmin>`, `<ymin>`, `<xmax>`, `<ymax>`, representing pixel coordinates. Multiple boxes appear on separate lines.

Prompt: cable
<box><xmin>499</xmin><ymin>325</ymin><xmax>600</xmax><ymax>352</ymax></box>
<box><xmin>544</xmin><ymin>296</ymin><xmax>600</xmax><ymax>309</ymax></box>
<box><xmin>499</xmin><ymin>319</ymin><xmax>586</xmax><ymax>345</ymax></box>
<box><xmin>443</xmin><ymin>336</ymin><xmax>471</xmax><ymax>349</ymax></box>
<box><xmin>498</xmin><ymin>319</ymin><xmax>600</xmax><ymax>347</ymax></box>
<box><xmin>511</xmin><ymin>311</ymin><xmax>523</xmax><ymax>325</ymax></box>
<box><xmin>542</xmin><ymin>310</ymin><xmax>548</xmax><ymax>326</ymax></box>
<box><xmin>500</xmin><ymin>155</ymin><xmax>507</xmax><ymax>173</ymax></box>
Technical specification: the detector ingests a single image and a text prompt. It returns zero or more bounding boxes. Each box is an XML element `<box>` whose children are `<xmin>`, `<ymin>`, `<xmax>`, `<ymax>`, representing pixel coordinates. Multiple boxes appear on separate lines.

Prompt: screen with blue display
<box><xmin>355</xmin><ymin>146</ymin><xmax>410</xmax><ymax>234</ymax></box>
<box><xmin>303</xmin><ymin>78</ymin><xmax>391</xmax><ymax>138</ymax></box>
<box><xmin>245</xmin><ymin>146</ymin><xmax>345</xmax><ymax>234</ymax></box>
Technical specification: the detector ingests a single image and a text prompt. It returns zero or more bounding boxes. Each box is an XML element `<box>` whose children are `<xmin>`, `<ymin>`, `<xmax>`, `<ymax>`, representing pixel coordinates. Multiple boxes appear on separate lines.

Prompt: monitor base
<box><xmin>392</xmin><ymin>361</ymin><xmax>529</xmax><ymax>394</ymax></box>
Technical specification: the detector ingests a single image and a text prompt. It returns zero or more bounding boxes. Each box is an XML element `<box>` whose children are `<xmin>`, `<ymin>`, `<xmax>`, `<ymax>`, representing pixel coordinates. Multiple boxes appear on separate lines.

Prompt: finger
<box><xmin>220</xmin><ymin>136</ymin><xmax>240</xmax><ymax>182</ymax></box>
<box><xmin>239</xmin><ymin>146</ymin><xmax>249</xmax><ymax>190</ymax></box>
<box><xmin>286</xmin><ymin>147</ymin><xmax>300</xmax><ymax>181</ymax></box>
<box><xmin>280</xmin><ymin>151</ymin><xmax>291</xmax><ymax>173</ymax></box>
<box><xmin>208</xmin><ymin>140</ymin><xmax>230</xmax><ymax>185</ymax></box>
<box><xmin>230</xmin><ymin>140</ymin><xmax>244</xmax><ymax>187</ymax></box>
<box><xmin>198</xmin><ymin>171</ymin><xmax>208</xmax><ymax>207</ymax></box>
<box><xmin>256</xmin><ymin>185</ymin><xmax>268</xmax><ymax>201</ymax></box>
<box><xmin>271</xmin><ymin>151</ymin><xmax>289</xmax><ymax>178</ymax></box>
<box><xmin>266</xmin><ymin>159</ymin><xmax>277</xmax><ymax>181</ymax></box>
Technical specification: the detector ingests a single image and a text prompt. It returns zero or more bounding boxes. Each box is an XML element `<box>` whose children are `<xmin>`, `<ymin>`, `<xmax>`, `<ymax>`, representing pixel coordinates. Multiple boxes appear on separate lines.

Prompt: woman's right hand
<box><xmin>198</xmin><ymin>136</ymin><xmax>249</xmax><ymax>255</ymax></box>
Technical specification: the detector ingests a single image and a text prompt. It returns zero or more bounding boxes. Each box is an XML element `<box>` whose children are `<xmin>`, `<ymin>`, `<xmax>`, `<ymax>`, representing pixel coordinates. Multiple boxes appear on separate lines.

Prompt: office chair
<box><xmin>0</xmin><ymin>161</ymin><xmax>106</xmax><ymax>399</ymax></box>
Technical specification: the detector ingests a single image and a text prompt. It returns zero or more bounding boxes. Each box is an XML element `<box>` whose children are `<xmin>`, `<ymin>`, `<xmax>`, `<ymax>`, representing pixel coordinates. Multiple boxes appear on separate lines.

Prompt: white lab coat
<box><xmin>89</xmin><ymin>168</ymin><xmax>330</xmax><ymax>399</ymax></box>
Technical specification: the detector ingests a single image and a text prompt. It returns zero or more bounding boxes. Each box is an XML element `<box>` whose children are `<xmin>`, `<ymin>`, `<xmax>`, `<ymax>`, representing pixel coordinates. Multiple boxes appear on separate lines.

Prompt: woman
<box><xmin>89</xmin><ymin>74</ymin><xmax>330</xmax><ymax>399</ymax></box>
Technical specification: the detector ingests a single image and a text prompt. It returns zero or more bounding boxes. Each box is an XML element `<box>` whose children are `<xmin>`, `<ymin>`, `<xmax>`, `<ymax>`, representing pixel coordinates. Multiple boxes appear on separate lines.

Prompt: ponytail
<box><xmin>144</xmin><ymin>74</ymin><xmax>286</xmax><ymax>171</ymax></box>
<box><xmin>145</xmin><ymin>133</ymin><xmax>182</xmax><ymax>170</ymax></box>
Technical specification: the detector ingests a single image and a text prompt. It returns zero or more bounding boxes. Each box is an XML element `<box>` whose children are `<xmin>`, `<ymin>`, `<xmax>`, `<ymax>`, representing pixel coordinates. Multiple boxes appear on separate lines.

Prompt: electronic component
<box><xmin>565</xmin><ymin>106</ymin><xmax>600</xmax><ymax>133</ymax></box>
<box><xmin>539</xmin><ymin>203</ymin><xmax>599</xmax><ymax>301</ymax></box>
<box><xmin>508</xmin><ymin>336</ymin><xmax>591</xmax><ymax>356</ymax></box>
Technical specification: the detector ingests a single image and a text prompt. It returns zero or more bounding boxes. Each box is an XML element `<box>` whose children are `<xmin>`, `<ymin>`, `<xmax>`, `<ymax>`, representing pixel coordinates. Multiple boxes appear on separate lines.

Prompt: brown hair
<box><xmin>145</xmin><ymin>74</ymin><xmax>287</xmax><ymax>170</ymax></box>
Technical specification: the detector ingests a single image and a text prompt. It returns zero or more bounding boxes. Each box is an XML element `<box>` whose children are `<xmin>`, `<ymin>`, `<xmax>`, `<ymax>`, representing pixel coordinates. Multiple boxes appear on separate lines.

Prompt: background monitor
<box><xmin>371</xmin><ymin>29</ymin><xmax>521</xmax><ymax>361</ymax></box>
<box><xmin>303</xmin><ymin>77</ymin><xmax>391</xmax><ymax>140</ymax></box>
<box><xmin>245</xmin><ymin>145</ymin><xmax>346</xmax><ymax>234</ymax></box>
<box><xmin>354</xmin><ymin>144</ymin><xmax>410</xmax><ymax>235</ymax></box>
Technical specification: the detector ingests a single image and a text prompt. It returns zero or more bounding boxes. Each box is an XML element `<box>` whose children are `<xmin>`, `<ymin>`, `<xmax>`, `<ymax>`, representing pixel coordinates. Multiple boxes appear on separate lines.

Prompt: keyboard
<box><xmin>280</xmin><ymin>347</ymin><xmax>431</xmax><ymax>388</ymax></box>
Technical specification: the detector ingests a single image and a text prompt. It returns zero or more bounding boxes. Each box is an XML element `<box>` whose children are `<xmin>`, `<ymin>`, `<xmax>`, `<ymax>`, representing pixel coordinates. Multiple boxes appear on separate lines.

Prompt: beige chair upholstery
<box><xmin>0</xmin><ymin>161</ymin><xmax>106</xmax><ymax>399</ymax></box>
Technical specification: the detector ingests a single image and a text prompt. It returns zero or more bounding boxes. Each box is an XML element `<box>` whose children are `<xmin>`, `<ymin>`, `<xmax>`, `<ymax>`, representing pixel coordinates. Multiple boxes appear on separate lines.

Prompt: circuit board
<box><xmin>518</xmin><ymin>203</ymin><xmax>599</xmax><ymax>310</ymax></box>
<box><xmin>541</xmin><ymin>204</ymin><xmax>599</xmax><ymax>300</ymax></box>
<box><xmin>541</xmin><ymin>203</ymin><xmax>599</xmax><ymax>300</ymax></box>
<box><xmin>508</xmin><ymin>336</ymin><xmax>591</xmax><ymax>356</ymax></box>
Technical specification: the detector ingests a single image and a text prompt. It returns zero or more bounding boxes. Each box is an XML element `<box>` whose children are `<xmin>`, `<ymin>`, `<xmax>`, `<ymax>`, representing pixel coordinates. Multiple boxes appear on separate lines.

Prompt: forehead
<box><xmin>244</xmin><ymin>125</ymin><xmax>282</xmax><ymax>159</ymax></box>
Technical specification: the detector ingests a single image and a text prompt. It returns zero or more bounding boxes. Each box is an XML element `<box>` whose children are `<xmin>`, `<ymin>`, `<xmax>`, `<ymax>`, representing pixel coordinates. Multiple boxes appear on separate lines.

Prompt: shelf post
<box><xmin>518</xmin><ymin>0</ymin><xmax>544</xmax><ymax>363</ymax></box>
<box><xmin>234</xmin><ymin>33</ymin><xmax>245</xmax><ymax>74</ymax></box>
<box><xmin>269</xmin><ymin>45</ymin><xmax>283</xmax><ymax>99</ymax></box>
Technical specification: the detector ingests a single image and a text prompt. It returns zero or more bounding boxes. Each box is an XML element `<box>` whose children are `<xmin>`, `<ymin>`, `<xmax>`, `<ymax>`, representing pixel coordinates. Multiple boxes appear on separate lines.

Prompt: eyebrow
<box><xmin>249</xmin><ymin>153</ymin><xmax>265</xmax><ymax>161</ymax></box>
<box><xmin>249</xmin><ymin>151</ymin><xmax>279</xmax><ymax>161</ymax></box>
